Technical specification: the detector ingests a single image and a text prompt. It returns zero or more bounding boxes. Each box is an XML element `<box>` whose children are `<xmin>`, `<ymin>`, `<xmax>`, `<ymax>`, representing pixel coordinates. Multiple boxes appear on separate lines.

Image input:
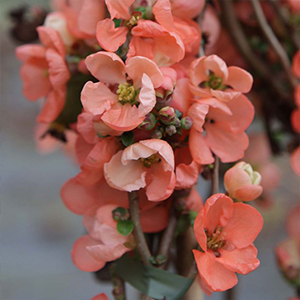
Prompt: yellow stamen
<box><xmin>127</xmin><ymin>15</ymin><xmax>141</xmax><ymax>27</ymax></box>
<box><xmin>140</xmin><ymin>154</ymin><xmax>161</xmax><ymax>168</ymax></box>
<box><xmin>206</xmin><ymin>226</ymin><xmax>226</xmax><ymax>251</ymax></box>
<box><xmin>117</xmin><ymin>83</ymin><xmax>137</xmax><ymax>104</ymax></box>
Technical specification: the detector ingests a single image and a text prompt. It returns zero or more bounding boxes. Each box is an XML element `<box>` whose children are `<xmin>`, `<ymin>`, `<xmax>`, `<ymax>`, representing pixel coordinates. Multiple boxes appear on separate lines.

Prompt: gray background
<box><xmin>1</xmin><ymin>1</ymin><xmax>299</xmax><ymax>299</ymax></box>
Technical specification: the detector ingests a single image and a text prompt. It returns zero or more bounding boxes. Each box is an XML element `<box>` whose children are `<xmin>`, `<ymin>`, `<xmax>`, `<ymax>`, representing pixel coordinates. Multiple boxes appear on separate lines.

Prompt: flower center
<box><xmin>127</xmin><ymin>14</ymin><xmax>141</xmax><ymax>27</ymax></box>
<box><xmin>205</xmin><ymin>226</ymin><xmax>226</xmax><ymax>253</ymax></box>
<box><xmin>140</xmin><ymin>153</ymin><xmax>161</xmax><ymax>168</ymax></box>
<box><xmin>117</xmin><ymin>83</ymin><xmax>137</xmax><ymax>105</ymax></box>
<box><xmin>207</xmin><ymin>74</ymin><xmax>223</xmax><ymax>90</ymax></box>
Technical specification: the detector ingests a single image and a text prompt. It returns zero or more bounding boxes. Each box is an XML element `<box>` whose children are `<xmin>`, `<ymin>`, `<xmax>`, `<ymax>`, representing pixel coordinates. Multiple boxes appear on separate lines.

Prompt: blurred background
<box><xmin>1</xmin><ymin>1</ymin><xmax>299</xmax><ymax>299</ymax></box>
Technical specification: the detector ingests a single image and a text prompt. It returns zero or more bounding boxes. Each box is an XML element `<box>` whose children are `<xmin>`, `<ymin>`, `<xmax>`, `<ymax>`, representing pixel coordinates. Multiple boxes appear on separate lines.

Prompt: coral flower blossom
<box><xmin>81</xmin><ymin>51</ymin><xmax>163</xmax><ymax>132</ymax></box>
<box><xmin>189</xmin><ymin>55</ymin><xmax>253</xmax><ymax>102</ymax></box>
<box><xmin>193</xmin><ymin>193</ymin><xmax>263</xmax><ymax>293</ymax></box>
<box><xmin>91</xmin><ymin>293</ymin><xmax>108</xmax><ymax>300</ymax></box>
<box><xmin>224</xmin><ymin>161</ymin><xmax>263</xmax><ymax>202</ymax></box>
<box><xmin>104</xmin><ymin>139</ymin><xmax>176</xmax><ymax>201</ymax></box>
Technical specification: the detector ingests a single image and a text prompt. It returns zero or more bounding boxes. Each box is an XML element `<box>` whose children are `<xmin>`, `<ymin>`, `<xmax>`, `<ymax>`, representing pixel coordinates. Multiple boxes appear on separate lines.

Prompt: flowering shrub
<box><xmin>15</xmin><ymin>0</ymin><xmax>300</xmax><ymax>299</ymax></box>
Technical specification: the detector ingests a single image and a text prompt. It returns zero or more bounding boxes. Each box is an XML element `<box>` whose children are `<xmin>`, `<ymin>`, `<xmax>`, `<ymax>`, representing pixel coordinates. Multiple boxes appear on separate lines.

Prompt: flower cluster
<box><xmin>16</xmin><ymin>0</ymin><xmax>267</xmax><ymax>298</ymax></box>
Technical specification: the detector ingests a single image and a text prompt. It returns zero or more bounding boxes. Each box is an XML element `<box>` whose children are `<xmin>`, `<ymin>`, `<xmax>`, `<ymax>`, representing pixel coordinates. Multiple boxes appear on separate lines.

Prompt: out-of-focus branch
<box><xmin>251</xmin><ymin>0</ymin><xmax>298</xmax><ymax>88</ymax></box>
<box><xmin>129</xmin><ymin>191</ymin><xmax>152</xmax><ymax>266</ymax></box>
<box><xmin>110</xmin><ymin>264</ymin><xmax>126</xmax><ymax>300</ymax></box>
<box><xmin>225</xmin><ymin>287</ymin><xmax>235</xmax><ymax>300</ymax></box>
<box><xmin>211</xmin><ymin>155</ymin><xmax>219</xmax><ymax>195</ymax></box>
<box><xmin>219</xmin><ymin>0</ymin><xmax>293</xmax><ymax>106</ymax></box>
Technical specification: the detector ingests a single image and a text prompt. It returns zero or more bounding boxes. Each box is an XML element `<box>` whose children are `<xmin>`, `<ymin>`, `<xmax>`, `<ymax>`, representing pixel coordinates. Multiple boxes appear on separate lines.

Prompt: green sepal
<box><xmin>117</xmin><ymin>220</ymin><xmax>134</xmax><ymax>236</ymax></box>
<box><xmin>121</xmin><ymin>131</ymin><xmax>134</xmax><ymax>147</ymax></box>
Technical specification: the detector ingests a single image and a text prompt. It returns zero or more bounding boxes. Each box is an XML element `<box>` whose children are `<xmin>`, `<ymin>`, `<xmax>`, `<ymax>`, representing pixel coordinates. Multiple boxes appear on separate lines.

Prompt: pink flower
<box><xmin>81</xmin><ymin>51</ymin><xmax>163</xmax><ymax>132</ymax></box>
<box><xmin>188</xmin><ymin>96</ymin><xmax>254</xmax><ymax>164</ymax></box>
<box><xmin>91</xmin><ymin>293</ymin><xmax>108</xmax><ymax>300</ymax></box>
<box><xmin>291</xmin><ymin>147</ymin><xmax>300</xmax><ymax>176</ymax></box>
<box><xmin>193</xmin><ymin>193</ymin><xmax>263</xmax><ymax>293</ymax></box>
<box><xmin>104</xmin><ymin>139</ymin><xmax>176</xmax><ymax>201</ymax></box>
<box><xmin>293</xmin><ymin>51</ymin><xmax>300</xmax><ymax>78</ymax></box>
<box><xmin>224</xmin><ymin>162</ymin><xmax>263</xmax><ymax>202</ymax></box>
<box><xmin>170</xmin><ymin>0</ymin><xmax>205</xmax><ymax>19</ymax></box>
<box><xmin>189</xmin><ymin>55</ymin><xmax>253</xmax><ymax>102</ymax></box>
<box><xmin>96</xmin><ymin>0</ymin><xmax>185</xmax><ymax>66</ymax></box>
<box><xmin>16</xmin><ymin>26</ymin><xmax>70</xmax><ymax>123</ymax></box>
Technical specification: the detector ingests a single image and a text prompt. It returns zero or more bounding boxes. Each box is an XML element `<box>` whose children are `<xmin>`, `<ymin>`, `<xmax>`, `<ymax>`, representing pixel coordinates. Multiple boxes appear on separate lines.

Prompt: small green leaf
<box><xmin>121</xmin><ymin>131</ymin><xmax>134</xmax><ymax>147</ymax></box>
<box><xmin>188</xmin><ymin>211</ymin><xmax>198</xmax><ymax>227</ymax></box>
<box><xmin>113</xmin><ymin>19</ymin><xmax>122</xmax><ymax>28</ymax></box>
<box><xmin>117</xmin><ymin>220</ymin><xmax>134</xmax><ymax>236</ymax></box>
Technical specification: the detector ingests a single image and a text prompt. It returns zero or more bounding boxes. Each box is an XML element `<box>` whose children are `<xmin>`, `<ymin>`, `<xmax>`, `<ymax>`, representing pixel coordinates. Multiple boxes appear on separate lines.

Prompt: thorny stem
<box><xmin>251</xmin><ymin>0</ymin><xmax>298</xmax><ymax>88</ymax></box>
<box><xmin>129</xmin><ymin>191</ymin><xmax>152</xmax><ymax>266</ymax></box>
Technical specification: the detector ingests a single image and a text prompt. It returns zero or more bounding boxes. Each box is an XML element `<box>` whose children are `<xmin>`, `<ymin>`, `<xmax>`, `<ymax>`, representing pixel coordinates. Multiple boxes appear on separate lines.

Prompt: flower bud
<box><xmin>158</xmin><ymin>106</ymin><xmax>177</xmax><ymax>125</ymax></box>
<box><xmin>224</xmin><ymin>161</ymin><xmax>263</xmax><ymax>202</ymax></box>
<box><xmin>152</xmin><ymin>129</ymin><xmax>163</xmax><ymax>139</ymax></box>
<box><xmin>165</xmin><ymin>125</ymin><xmax>177</xmax><ymax>136</ymax></box>
<box><xmin>181</xmin><ymin>117</ymin><xmax>193</xmax><ymax>130</ymax></box>
<box><xmin>138</xmin><ymin>113</ymin><xmax>157</xmax><ymax>130</ymax></box>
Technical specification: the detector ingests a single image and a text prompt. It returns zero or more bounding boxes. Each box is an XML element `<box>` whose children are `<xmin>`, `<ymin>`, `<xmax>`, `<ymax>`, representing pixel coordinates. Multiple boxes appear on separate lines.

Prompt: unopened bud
<box><xmin>152</xmin><ymin>129</ymin><xmax>163</xmax><ymax>139</ymax></box>
<box><xmin>139</xmin><ymin>113</ymin><xmax>157</xmax><ymax>130</ymax></box>
<box><xmin>174</xmin><ymin>118</ymin><xmax>181</xmax><ymax>128</ymax></box>
<box><xmin>165</xmin><ymin>125</ymin><xmax>177</xmax><ymax>136</ymax></box>
<box><xmin>159</xmin><ymin>106</ymin><xmax>176</xmax><ymax>124</ymax></box>
<box><xmin>181</xmin><ymin>117</ymin><xmax>193</xmax><ymax>130</ymax></box>
<box><xmin>112</xmin><ymin>207</ymin><xmax>130</xmax><ymax>221</ymax></box>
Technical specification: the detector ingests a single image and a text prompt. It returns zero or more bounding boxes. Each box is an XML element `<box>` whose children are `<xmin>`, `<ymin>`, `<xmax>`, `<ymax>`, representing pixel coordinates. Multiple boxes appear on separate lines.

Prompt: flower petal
<box><xmin>226</xmin><ymin>66</ymin><xmax>253</xmax><ymax>93</ymax></box>
<box><xmin>105</xmin><ymin>0</ymin><xmax>134</xmax><ymax>19</ymax></box>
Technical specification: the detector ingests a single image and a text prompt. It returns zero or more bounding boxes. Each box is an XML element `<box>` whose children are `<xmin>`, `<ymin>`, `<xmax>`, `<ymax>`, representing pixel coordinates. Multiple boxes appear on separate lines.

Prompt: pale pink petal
<box><xmin>190</xmin><ymin>57</ymin><xmax>208</xmax><ymax>86</ymax></box>
<box><xmin>72</xmin><ymin>236</ymin><xmax>105</xmax><ymax>272</ymax></box>
<box><xmin>193</xmin><ymin>250</ymin><xmax>238</xmax><ymax>292</ymax></box>
<box><xmin>96</xmin><ymin>19</ymin><xmax>129</xmax><ymax>52</ymax></box>
<box><xmin>189</xmin><ymin>128</ymin><xmax>214</xmax><ymax>165</ymax></box>
<box><xmin>226</xmin><ymin>66</ymin><xmax>253</xmax><ymax>93</ymax></box>
<box><xmin>85</xmin><ymin>51</ymin><xmax>126</xmax><ymax>84</ymax></box>
<box><xmin>205</xmin><ymin>125</ymin><xmax>249</xmax><ymax>163</ymax></box>
<box><xmin>204</xmin><ymin>55</ymin><xmax>228</xmax><ymax>80</ymax></box>
<box><xmin>218</xmin><ymin>245</ymin><xmax>260</xmax><ymax>275</ymax></box>
<box><xmin>210</xmin><ymin>89</ymin><xmax>241</xmax><ymax>102</ymax></box>
<box><xmin>171</xmin><ymin>0</ymin><xmax>205</xmax><ymax>19</ymax></box>
<box><xmin>122</xmin><ymin>141</ymin><xmax>157</xmax><ymax>163</ymax></box>
<box><xmin>175</xmin><ymin>161</ymin><xmax>200</xmax><ymax>189</ymax></box>
<box><xmin>233</xmin><ymin>185</ymin><xmax>263</xmax><ymax>202</ymax></box>
<box><xmin>187</xmin><ymin>102</ymin><xmax>209</xmax><ymax>132</ymax></box>
<box><xmin>37</xmin><ymin>89</ymin><xmax>66</xmax><ymax>123</ymax></box>
<box><xmin>37</xmin><ymin>26</ymin><xmax>65</xmax><ymax>56</ymax></box>
<box><xmin>101</xmin><ymin>103</ymin><xmax>144</xmax><ymax>131</ymax></box>
<box><xmin>77</xmin><ymin>112</ymin><xmax>99</xmax><ymax>144</ymax></box>
<box><xmin>106</xmin><ymin>0</ymin><xmax>134</xmax><ymax>19</ymax></box>
<box><xmin>153</xmin><ymin>0</ymin><xmax>174</xmax><ymax>31</ymax></box>
<box><xmin>137</xmin><ymin>74</ymin><xmax>156</xmax><ymax>116</ymax></box>
<box><xmin>15</xmin><ymin>44</ymin><xmax>46</xmax><ymax>62</ymax></box>
<box><xmin>96</xmin><ymin>204</ymin><xmax>118</xmax><ymax>229</ymax></box>
<box><xmin>224</xmin><ymin>167</ymin><xmax>252</xmax><ymax>196</ymax></box>
<box><xmin>146</xmin><ymin>165</ymin><xmax>176</xmax><ymax>201</ymax></box>
<box><xmin>224</xmin><ymin>203</ymin><xmax>263</xmax><ymax>249</ymax></box>
<box><xmin>126</xmin><ymin>56</ymin><xmax>163</xmax><ymax>88</ymax></box>
<box><xmin>87</xmin><ymin>243</ymin><xmax>128</xmax><ymax>263</ymax></box>
<box><xmin>81</xmin><ymin>81</ymin><xmax>117</xmax><ymax>115</ymax></box>
<box><xmin>104</xmin><ymin>151</ymin><xmax>147</xmax><ymax>192</ymax></box>
<box><xmin>185</xmin><ymin>188</ymin><xmax>203</xmax><ymax>212</ymax></box>
<box><xmin>194</xmin><ymin>209</ymin><xmax>207</xmax><ymax>252</ymax></box>
<box><xmin>75</xmin><ymin>135</ymin><xmax>94</xmax><ymax>165</ymax></box>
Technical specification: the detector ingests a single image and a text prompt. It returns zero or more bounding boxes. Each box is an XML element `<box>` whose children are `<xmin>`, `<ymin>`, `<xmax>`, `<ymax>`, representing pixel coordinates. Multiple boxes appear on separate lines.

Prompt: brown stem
<box><xmin>211</xmin><ymin>155</ymin><xmax>219</xmax><ymax>195</ymax></box>
<box><xmin>251</xmin><ymin>0</ymin><xmax>297</xmax><ymax>88</ymax></box>
<box><xmin>129</xmin><ymin>191</ymin><xmax>152</xmax><ymax>266</ymax></box>
<box><xmin>157</xmin><ymin>203</ymin><xmax>178</xmax><ymax>270</ymax></box>
<box><xmin>224</xmin><ymin>287</ymin><xmax>235</xmax><ymax>300</ymax></box>
<box><xmin>219</xmin><ymin>0</ymin><xmax>293</xmax><ymax>105</ymax></box>
<box><xmin>110</xmin><ymin>264</ymin><xmax>126</xmax><ymax>300</ymax></box>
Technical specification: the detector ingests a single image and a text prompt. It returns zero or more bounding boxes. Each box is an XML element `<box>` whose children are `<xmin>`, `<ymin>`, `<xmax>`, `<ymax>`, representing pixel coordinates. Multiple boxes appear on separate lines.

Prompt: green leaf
<box><xmin>175</xmin><ymin>214</ymin><xmax>190</xmax><ymax>236</ymax></box>
<box><xmin>116</xmin><ymin>254</ymin><xmax>193</xmax><ymax>300</ymax></box>
<box><xmin>121</xmin><ymin>131</ymin><xmax>134</xmax><ymax>147</ymax></box>
<box><xmin>117</xmin><ymin>220</ymin><xmax>134</xmax><ymax>236</ymax></box>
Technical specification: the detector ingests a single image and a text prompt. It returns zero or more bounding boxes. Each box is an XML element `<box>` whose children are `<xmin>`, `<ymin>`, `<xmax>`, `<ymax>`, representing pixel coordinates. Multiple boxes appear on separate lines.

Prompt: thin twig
<box><xmin>219</xmin><ymin>0</ymin><xmax>294</xmax><ymax>106</ymax></box>
<box><xmin>110</xmin><ymin>264</ymin><xmax>126</xmax><ymax>300</ymax></box>
<box><xmin>224</xmin><ymin>287</ymin><xmax>235</xmax><ymax>300</ymax></box>
<box><xmin>211</xmin><ymin>155</ymin><xmax>219</xmax><ymax>195</ymax></box>
<box><xmin>129</xmin><ymin>191</ymin><xmax>152</xmax><ymax>267</ymax></box>
<box><xmin>251</xmin><ymin>0</ymin><xmax>297</xmax><ymax>88</ymax></box>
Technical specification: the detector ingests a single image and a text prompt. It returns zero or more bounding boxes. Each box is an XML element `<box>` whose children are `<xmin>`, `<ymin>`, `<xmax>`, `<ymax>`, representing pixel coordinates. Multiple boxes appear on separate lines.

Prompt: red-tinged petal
<box><xmin>218</xmin><ymin>245</ymin><xmax>260</xmax><ymax>274</ymax></box>
<box><xmin>101</xmin><ymin>102</ymin><xmax>144</xmax><ymax>131</ymax></box>
<box><xmin>224</xmin><ymin>203</ymin><xmax>263</xmax><ymax>248</ymax></box>
<box><xmin>104</xmin><ymin>151</ymin><xmax>147</xmax><ymax>192</ymax></box>
<box><xmin>205</xmin><ymin>125</ymin><xmax>249</xmax><ymax>163</ymax></box>
<box><xmin>139</xmin><ymin>139</ymin><xmax>175</xmax><ymax>169</ymax></box>
<box><xmin>91</xmin><ymin>293</ymin><xmax>109</xmax><ymax>300</ymax></box>
<box><xmin>61</xmin><ymin>178</ymin><xmax>99</xmax><ymax>214</ymax></box>
<box><xmin>141</xmin><ymin>205</ymin><xmax>169</xmax><ymax>233</ymax></box>
<box><xmin>87</xmin><ymin>243</ymin><xmax>128</xmax><ymax>263</ymax></box>
<box><xmin>187</xmin><ymin>102</ymin><xmax>209</xmax><ymax>132</ymax></box>
<box><xmin>233</xmin><ymin>185</ymin><xmax>263</xmax><ymax>202</ymax></box>
<box><xmin>175</xmin><ymin>161</ymin><xmax>200</xmax><ymax>189</ymax></box>
<box><xmin>37</xmin><ymin>89</ymin><xmax>66</xmax><ymax>123</ymax></box>
<box><xmin>193</xmin><ymin>250</ymin><xmax>238</xmax><ymax>292</ymax></box>
<box><xmin>126</xmin><ymin>57</ymin><xmax>163</xmax><ymax>89</ymax></box>
<box><xmin>81</xmin><ymin>81</ymin><xmax>117</xmax><ymax>115</ymax></box>
<box><xmin>291</xmin><ymin>147</ymin><xmax>300</xmax><ymax>176</ymax></box>
<box><xmin>291</xmin><ymin>108</ymin><xmax>300</xmax><ymax>133</ymax></box>
<box><xmin>153</xmin><ymin>0</ymin><xmax>174</xmax><ymax>31</ymax></box>
<box><xmin>96</xmin><ymin>19</ymin><xmax>128</xmax><ymax>52</ymax></box>
<box><xmin>37</xmin><ymin>26</ymin><xmax>65</xmax><ymax>56</ymax></box>
<box><xmin>75</xmin><ymin>135</ymin><xmax>94</xmax><ymax>165</ymax></box>
<box><xmin>15</xmin><ymin>45</ymin><xmax>46</xmax><ymax>62</ymax></box>
<box><xmin>137</xmin><ymin>74</ymin><xmax>156</xmax><ymax>116</ymax></box>
<box><xmin>186</xmin><ymin>188</ymin><xmax>203</xmax><ymax>212</ymax></box>
<box><xmin>189</xmin><ymin>127</ymin><xmax>214</xmax><ymax>165</ymax></box>
<box><xmin>171</xmin><ymin>0</ymin><xmax>205</xmax><ymax>20</ymax></box>
<box><xmin>226</xmin><ymin>66</ymin><xmax>253</xmax><ymax>93</ymax></box>
<box><xmin>194</xmin><ymin>209</ymin><xmax>207</xmax><ymax>252</ymax></box>
<box><xmin>85</xmin><ymin>51</ymin><xmax>126</xmax><ymax>84</ymax></box>
<box><xmin>46</xmin><ymin>48</ymin><xmax>70</xmax><ymax>89</ymax></box>
<box><xmin>77</xmin><ymin>112</ymin><xmax>98</xmax><ymax>144</ymax></box>
<box><xmin>203</xmin><ymin>194</ymin><xmax>233</xmax><ymax>234</ymax></box>
<box><xmin>19</xmin><ymin>60</ymin><xmax>51</xmax><ymax>101</ymax></box>
<box><xmin>77</xmin><ymin>0</ymin><xmax>106</xmax><ymax>36</ymax></box>
<box><xmin>106</xmin><ymin>0</ymin><xmax>134</xmax><ymax>19</ymax></box>
<box><xmin>72</xmin><ymin>236</ymin><xmax>105</xmax><ymax>272</ymax></box>
<box><xmin>146</xmin><ymin>166</ymin><xmax>176</xmax><ymax>201</ymax></box>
